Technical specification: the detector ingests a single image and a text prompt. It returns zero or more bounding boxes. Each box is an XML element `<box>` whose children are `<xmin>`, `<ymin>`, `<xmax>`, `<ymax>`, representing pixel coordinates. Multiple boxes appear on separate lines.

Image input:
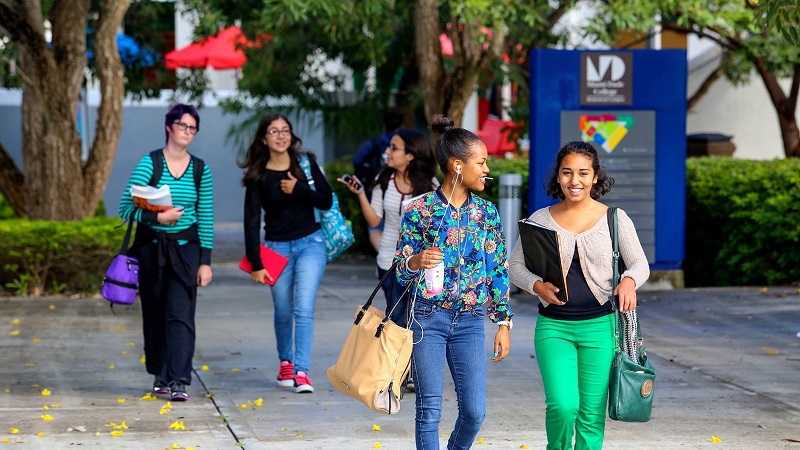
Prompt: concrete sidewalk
<box><xmin>1</xmin><ymin>260</ymin><xmax>799</xmax><ymax>449</ymax></box>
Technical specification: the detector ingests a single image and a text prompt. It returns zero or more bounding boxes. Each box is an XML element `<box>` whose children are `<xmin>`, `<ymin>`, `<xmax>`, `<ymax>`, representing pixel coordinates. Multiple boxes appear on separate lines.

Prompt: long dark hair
<box><xmin>430</xmin><ymin>114</ymin><xmax>481</xmax><ymax>176</ymax></box>
<box><xmin>545</xmin><ymin>141</ymin><xmax>614</xmax><ymax>200</ymax></box>
<box><xmin>164</xmin><ymin>104</ymin><xmax>200</xmax><ymax>144</ymax></box>
<box><xmin>239</xmin><ymin>113</ymin><xmax>308</xmax><ymax>185</ymax></box>
<box><xmin>375</xmin><ymin>129</ymin><xmax>437</xmax><ymax>196</ymax></box>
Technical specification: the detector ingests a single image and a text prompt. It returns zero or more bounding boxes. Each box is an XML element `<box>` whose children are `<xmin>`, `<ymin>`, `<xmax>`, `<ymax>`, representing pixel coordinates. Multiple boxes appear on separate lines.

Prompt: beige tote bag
<box><xmin>327</xmin><ymin>263</ymin><xmax>413</xmax><ymax>414</ymax></box>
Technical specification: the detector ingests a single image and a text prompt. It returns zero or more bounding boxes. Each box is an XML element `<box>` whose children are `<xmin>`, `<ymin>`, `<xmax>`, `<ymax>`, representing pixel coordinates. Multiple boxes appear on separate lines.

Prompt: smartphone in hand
<box><xmin>341</xmin><ymin>174</ymin><xmax>363</xmax><ymax>191</ymax></box>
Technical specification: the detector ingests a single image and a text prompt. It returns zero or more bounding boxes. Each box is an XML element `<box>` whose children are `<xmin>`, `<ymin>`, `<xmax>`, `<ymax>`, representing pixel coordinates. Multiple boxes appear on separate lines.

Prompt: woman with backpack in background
<box><xmin>118</xmin><ymin>103</ymin><xmax>214</xmax><ymax>402</ymax></box>
<box><xmin>241</xmin><ymin>113</ymin><xmax>333</xmax><ymax>394</ymax></box>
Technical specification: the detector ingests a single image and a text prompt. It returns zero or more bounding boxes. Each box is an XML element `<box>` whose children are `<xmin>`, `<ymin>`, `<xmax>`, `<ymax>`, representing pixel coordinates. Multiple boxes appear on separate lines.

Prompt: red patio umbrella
<box><xmin>164</xmin><ymin>26</ymin><xmax>252</xmax><ymax>70</ymax></box>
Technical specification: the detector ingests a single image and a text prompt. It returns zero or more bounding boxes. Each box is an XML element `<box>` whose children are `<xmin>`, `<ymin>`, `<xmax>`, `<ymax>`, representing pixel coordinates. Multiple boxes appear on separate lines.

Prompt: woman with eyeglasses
<box><xmin>240</xmin><ymin>113</ymin><xmax>333</xmax><ymax>394</ymax></box>
<box><xmin>118</xmin><ymin>103</ymin><xmax>215</xmax><ymax>402</ymax></box>
<box><xmin>338</xmin><ymin>129</ymin><xmax>438</xmax><ymax>329</ymax></box>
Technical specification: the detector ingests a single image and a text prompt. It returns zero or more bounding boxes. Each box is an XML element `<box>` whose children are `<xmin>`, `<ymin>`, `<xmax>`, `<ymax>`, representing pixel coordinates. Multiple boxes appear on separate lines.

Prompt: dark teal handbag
<box><xmin>607</xmin><ymin>207</ymin><xmax>655</xmax><ymax>422</ymax></box>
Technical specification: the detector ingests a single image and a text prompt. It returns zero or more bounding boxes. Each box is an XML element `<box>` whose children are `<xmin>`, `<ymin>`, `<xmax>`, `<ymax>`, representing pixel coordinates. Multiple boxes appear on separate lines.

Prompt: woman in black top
<box><xmin>241</xmin><ymin>113</ymin><xmax>333</xmax><ymax>394</ymax></box>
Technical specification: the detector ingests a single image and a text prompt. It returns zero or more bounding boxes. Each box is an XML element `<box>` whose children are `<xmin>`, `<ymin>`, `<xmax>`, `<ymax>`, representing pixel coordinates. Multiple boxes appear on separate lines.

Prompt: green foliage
<box><xmin>475</xmin><ymin>157</ymin><xmax>531</xmax><ymax>214</ymax></box>
<box><xmin>0</xmin><ymin>193</ymin><xmax>16</xmax><ymax>219</ymax></box>
<box><xmin>0</xmin><ymin>218</ymin><xmax>125</xmax><ymax>296</ymax></box>
<box><xmin>685</xmin><ymin>158</ymin><xmax>800</xmax><ymax>286</ymax></box>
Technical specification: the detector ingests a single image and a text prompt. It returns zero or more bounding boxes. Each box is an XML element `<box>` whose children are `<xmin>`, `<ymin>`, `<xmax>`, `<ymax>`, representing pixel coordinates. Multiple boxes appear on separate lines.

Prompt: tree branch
<box><xmin>546</xmin><ymin>4</ymin><xmax>568</xmax><ymax>29</ymax></box>
<box><xmin>788</xmin><ymin>63</ymin><xmax>800</xmax><ymax>111</ymax></box>
<box><xmin>688</xmin><ymin>62</ymin><xmax>725</xmax><ymax>112</ymax></box>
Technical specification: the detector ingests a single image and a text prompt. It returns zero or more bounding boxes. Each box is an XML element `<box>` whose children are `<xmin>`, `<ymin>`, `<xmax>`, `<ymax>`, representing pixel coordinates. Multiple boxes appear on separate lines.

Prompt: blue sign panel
<box><xmin>528</xmin><ymin>49</ymin><xmax>687</xmax><ymax>269</ymax></box>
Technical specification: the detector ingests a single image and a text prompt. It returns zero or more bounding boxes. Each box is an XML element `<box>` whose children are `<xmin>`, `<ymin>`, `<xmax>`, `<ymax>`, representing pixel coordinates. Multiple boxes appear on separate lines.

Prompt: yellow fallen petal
<box><xmin>41</xmin><ymin>389</ymin><xmax>51</xmax><ymax>396</ymax></box>
<box><xmin>281</xmin><ymin>427</ymin><xmax>287</xmax><ymax>431</ymax></box>
<box><xmin>33</xmin><ymin>338</ymin><xmax>41</xmax><ymax>343</ymax></box>
<box><xmin>254</xmin><ymin>398</ymin><xmax>263</xmax><ymax>407</ymax></box>
<box><xmin>42</xmin><ymin>405</ymin><xmax>49</xmax><ymax>410</ymax></box>
<box><xmin>711</xmin><ymin>436</ymin><xmax>723</xmax><ymax>443</ymax></box>
<box><xmin>41</xmin><ymin>414</ymin><xmax>53</xmax><ymax>421</ymax></box>
<box><xmin>95</xmin><ymin>432</ymin><xmax>101</xmax><ymax>436</ymax></box>
<box><xmin>11</xmin><ymin>428</ymin><xmax>19</xmax><ymax>434</ymax></box>
<box><xmin>239</xmin><ymin>403</ymin><xmax>248</xmax><ymax>409</ymax></box>
<box><xmin>520</xmin><ymin>446</ymin><xmax>531</xmax><ymax>449</ymax></box>
<box><xmin>762</xmin><ymin>347</ymin><xmax>781</xmax><ymax>355</ymax></box>
<box><xmin>118</xmin><ymin>398</ymin><xmax>125</xmax><ymax>404</ymax></box>
<box><xmin>32</xmin><ymin>383</ymin><xmax>40</xmax><ymax>387</ymax></box>
<box><xmin>49</xmin><ymin>305</ymin><xmax>56</xmax><ymax>310</ymax></box>
<box><xmin>50</xmin><ymin>403</ymin><xmax>60</xmax><ymax>407</ymax></box>
<box><xmin>201</xmin><ymin>365</ymin><xmax>209</xmax><ymax>371</ymax></box>
<box><xmin>127</xmin><ymin>341</ymin><xmax>135</xmax><ymax>347</ymax></box>
<box><xmin>36</xmin><ymin>432</ymin><xmax>46</xmax><ymax>437</ymax></box>
<box><xmin>297</xmin><ymin>434</ymin><xmax>303</xmax><ymax>438</ymax></box>
<box><xmin>160</xmin><ymin>409</ymin><xmax>170</xmax><ymax>415</ymax></box>
<box><xmin>12</xmin><ymin>318</ymin><xmax>19</xmax><ymax>324</ymax></box>
<box><xmin>140</xmin><ymin>355</ymin><xmax>146</xmax><ymax>363</ymax></box>
<box><xmin>171</xmin><ymin>444</ymin><xmax>180</xmax><ymax>449</ymax></box>
<box><xmin>374</xmin><ymin>441</ymin><xmax>382</xmax><ymax>448</ymax></box>
<box><xmin>187</xmin><ymin>447</ymin><xmax>195</xmax><ymax>450</ymax></box>
<box><xmin>760</xmin><ymin>287</ymin><xmax>768</xmax><ymax>292</ymax></box>
<box><xmin>111</xmin><ymin>430</ymin><xmax>123</xmax><ymax>437</ymax></box>
<box><xmin>27</xmin><ymin>363</ymin><xmax>36</xmax><ymax>367</ymax></box>
<box><xmin>10</xmin><ymin>330</ymin><xmax>19</xmax><ymax>336</ymax></box>
<box><xmin>477</xmin><ymin>437</ymin><xmax>484</xmax><ymax>444</ymax></box>
<box><xmin>205</xmin><ymin>393</ymin><xmax>214</xmax><ymax>398</ymax></box>
<box><xmin>2</xmin><ymin>438</ymin><xmax>9</xmax><ymax>442</ymax></box>
<box><xmin>163</xmin><ymin>401</ymin><xmax>172</xmax><ymax>409</ymax></box>
<box><xmin>232</xmin><ymin>368</ymin><xmax>240</xmax><ymax>373</ymax></box>
<box><xmin>3</xmin><ymin>389</ymin><xmax>9</xmax><ymax>393</ymax></box>
<box><xmin>107</xmin><ymin>364</ymin><xmax>115</xmax><ymax>370</ymax></box>
<box><xmin>114</xmin><ymin>422</ymin><xmax>128</xmax><ymax>429</ymax></box>
<box><xmin>140</xmin><ymin>392</ymin><xmax>157</xmax><ymax>400</ymax></box>
<box><xmin>372</xmin><ymin>424</ymin><xmax>381</xmax><ymax>431</ymax></box>
<box><xmin>168</xmin><ymin>420</ymin><xmax>185</xmax><ymax>430</ymax></box>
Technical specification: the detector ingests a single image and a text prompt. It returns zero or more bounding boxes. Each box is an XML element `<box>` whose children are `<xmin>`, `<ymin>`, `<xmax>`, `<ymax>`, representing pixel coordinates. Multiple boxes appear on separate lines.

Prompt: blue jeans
<box><xmin>411</xmin><ymin>299</ymin><xmax>487</xmax><ymax>450</ymax></box>
<box><xmin>266</xmin><ymin>230</ymin><xmax>327</xmax><ymax>374</ymax></box>
<box><xmin>377</xmin><ymin>266</ymin><xmax>410</xmax><ymax>328</ymax></box>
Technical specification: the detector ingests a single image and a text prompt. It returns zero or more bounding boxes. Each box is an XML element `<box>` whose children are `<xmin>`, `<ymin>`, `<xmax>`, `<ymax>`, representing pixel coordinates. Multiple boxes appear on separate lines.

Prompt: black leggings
<box><xmin>136</xmin><ymin>242</ymin><xmax>199</xmax><ymax>385</ymax></box>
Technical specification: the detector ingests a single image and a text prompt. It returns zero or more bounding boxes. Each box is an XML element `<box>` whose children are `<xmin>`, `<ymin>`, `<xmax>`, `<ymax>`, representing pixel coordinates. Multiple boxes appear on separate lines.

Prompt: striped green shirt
<box><xmin>118</xmin><ymin>153</ymin><xmax>214</xmax><ymax>262</ymax></box>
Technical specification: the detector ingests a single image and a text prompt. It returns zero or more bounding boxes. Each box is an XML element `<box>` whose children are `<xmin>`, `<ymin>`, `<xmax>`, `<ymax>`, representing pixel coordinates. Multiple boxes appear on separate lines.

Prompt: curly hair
<box><xmin>544</xmin><ymin>141</ymin><xmax>614</xmax><ymax>200</ymax></box>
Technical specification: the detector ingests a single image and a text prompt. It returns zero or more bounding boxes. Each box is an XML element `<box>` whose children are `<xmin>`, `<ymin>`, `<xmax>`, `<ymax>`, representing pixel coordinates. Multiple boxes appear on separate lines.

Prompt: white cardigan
<box><xmin>508</xmin><ymin>206</ymin><xmax>650</xmax><ymax>307</ymax></box>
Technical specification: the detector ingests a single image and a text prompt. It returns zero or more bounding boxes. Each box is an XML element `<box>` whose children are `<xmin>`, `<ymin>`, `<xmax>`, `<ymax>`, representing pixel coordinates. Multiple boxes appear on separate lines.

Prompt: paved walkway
<box><xmin>1</xmin><ymin>259</ymin><xmax>799</xmax><ymax>449</ymax></box>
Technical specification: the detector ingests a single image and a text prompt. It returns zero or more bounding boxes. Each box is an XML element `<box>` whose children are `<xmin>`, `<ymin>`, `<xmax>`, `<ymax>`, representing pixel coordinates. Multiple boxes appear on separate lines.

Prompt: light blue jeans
<box><xmin>411</xmin><ymin>298</ymin><xmax>487</xmax><ymax>450</ymax></box>
<box><xmin>266</xmin><ymin>230</ymin><xmax>327</xmax><ymax>374</ymax></box>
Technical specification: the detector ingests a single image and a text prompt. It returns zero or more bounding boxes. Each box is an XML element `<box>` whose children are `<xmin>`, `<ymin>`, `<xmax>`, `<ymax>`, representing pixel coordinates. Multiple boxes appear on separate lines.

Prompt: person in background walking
<box><xmin>241</xmin><ymin>113</ymin><xmax>333</xmax><ymax>394</ymax></box>
<box><xmin>395</xmin><ymin>114</ymin><xmax>513</xmax><ymax>449</ymax></box>
<box><xmin>353</xmin><ymin>107</ymin><xmax>404</xmax><ymax>251</ymax></box>
<box><xmin>118</xmin><ymin>103</ymin><xmax>214</xmax><ymax>402</ymax></box>
<box><xmin>339</xmin><ymin>129</ymin><xmax>438</xmax><ymax>327</ymax></box>
<box><xmin>508</xmin><ymin>141</ymin><xmax>649</xmax><ymax>449</ymax></box>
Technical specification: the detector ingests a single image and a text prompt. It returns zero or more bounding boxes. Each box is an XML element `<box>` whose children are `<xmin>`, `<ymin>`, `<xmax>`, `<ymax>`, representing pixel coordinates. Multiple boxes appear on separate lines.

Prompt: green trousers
<box><xmin>535</xmin><ymin>314</ymin><xmax>615</xmax><ymax>450</ymax></box>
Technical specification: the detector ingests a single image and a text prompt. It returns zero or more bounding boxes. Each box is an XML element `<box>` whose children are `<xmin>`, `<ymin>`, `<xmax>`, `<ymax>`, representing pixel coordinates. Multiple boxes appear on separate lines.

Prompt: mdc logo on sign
<box><xmin>580</xmin><ymin>52</ymin><xmax>633</xmax><ymax>106</ymax></box>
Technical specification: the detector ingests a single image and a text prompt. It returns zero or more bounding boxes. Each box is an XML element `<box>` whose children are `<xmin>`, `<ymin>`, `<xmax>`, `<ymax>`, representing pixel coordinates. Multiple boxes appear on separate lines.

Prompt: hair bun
<box><xmin>430</xmin><ymin>114</ymin><xmax>455</xmax><ymax>134</ymax></box>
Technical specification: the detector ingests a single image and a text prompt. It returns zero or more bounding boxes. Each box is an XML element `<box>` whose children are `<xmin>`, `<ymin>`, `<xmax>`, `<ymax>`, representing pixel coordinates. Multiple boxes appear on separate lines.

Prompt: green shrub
<box><xmin>685</xmin><ymin>158</ymin><xmax>800</xmax><ymax>286</ymax></box>
<box><xmin>0</xmin><ymin>217</ymin><xmax>124</xmax><ymax>296</ymax></box>
<box><xmin>0</xmin><ymin>193</ymin><xmax>16</xmax><ymax>219</ymax></box>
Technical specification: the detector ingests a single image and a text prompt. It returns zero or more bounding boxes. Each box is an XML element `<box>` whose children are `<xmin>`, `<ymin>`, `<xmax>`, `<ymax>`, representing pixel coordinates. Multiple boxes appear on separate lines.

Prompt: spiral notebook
<box><xmin>239</xmin><ymin>244</ymin><xmax>289</xmax><ymax>286</ymax></box>
<box><xmin>518</xmin><ymin>219</ymin><xmax>569</xmax><ymax>303</ymax></box>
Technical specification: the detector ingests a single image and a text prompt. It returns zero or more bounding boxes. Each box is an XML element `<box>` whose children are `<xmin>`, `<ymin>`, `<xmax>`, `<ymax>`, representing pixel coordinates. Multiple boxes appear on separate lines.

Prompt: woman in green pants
<box><xmin>508</xmin><ymin>141</ymin><xmax>649</xmax><ymax>449</ymax></box>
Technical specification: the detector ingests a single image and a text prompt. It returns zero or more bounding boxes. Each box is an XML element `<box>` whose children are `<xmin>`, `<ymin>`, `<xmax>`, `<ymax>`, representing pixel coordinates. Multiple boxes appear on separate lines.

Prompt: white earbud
<box><xmin>455</xmin><ymin>164</ymin><xmax>461</xmax><ymax>174</ymax></box>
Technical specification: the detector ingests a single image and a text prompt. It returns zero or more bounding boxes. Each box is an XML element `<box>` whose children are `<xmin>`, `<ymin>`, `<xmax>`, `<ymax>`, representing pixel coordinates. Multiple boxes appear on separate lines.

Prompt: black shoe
<box><xmin>153</xmin><ymin>376</ymin><xmax>170</xmax><ymax>395</ymax></box>
<box><xmin>168</xmin><ymin>381</ymin><xmax>189</xmax><ymax>402</ymax></box>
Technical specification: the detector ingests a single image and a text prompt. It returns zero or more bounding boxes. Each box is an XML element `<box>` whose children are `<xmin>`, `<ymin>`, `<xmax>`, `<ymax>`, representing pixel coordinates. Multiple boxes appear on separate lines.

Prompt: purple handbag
<box><xmin>101</xmin><ymin>217</ymin><xmax>139</xmax><ymax>305</ymax></box>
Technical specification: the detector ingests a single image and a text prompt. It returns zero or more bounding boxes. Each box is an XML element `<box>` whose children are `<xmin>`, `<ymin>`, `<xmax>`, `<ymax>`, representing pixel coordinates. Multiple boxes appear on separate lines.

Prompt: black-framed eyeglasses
<box><xmin>173</xmin><ymin>121</ymin><xmax>198</xmax><ymax>134</ymax></box>
<box><xmin>267</xmin><ymin>129</ymin><xmax>292</xmax><ymax>137</ymax></box>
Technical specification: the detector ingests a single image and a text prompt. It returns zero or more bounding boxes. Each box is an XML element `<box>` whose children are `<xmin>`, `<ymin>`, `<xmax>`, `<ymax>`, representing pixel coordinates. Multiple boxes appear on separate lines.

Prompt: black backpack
<box><xmin>148</xmin><ymin>149</ymin><xmax>205</xmax><ymax>195</ymax></box>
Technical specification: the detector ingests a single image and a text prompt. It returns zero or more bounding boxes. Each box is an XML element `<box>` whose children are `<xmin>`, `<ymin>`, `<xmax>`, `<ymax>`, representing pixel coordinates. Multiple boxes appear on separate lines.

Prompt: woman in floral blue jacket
<box><xmin>395</xmin><ymin>114</ymin><xmax>513</xmax><ymax>450</ymax></box>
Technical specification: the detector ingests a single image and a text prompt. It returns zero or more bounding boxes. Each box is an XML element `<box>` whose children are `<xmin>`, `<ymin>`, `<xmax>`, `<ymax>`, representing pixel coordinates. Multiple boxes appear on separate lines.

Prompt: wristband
<box><xmin>497</xmin><ymin>320</ymin><xmax>512</xmax><ymax>330</ymax></box>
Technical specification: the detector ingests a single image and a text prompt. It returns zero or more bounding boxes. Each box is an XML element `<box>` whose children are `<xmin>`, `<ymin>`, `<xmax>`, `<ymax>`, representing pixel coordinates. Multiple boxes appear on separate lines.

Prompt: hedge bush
<box><xmin>0</xmin><ymin>218</ymin><xmax>124</xmax><ymax>296</ymax></box>
<box><xmin>685</xmin><ymin>157</ymin><xmax>800</xmax><ymax>286</ymax></box>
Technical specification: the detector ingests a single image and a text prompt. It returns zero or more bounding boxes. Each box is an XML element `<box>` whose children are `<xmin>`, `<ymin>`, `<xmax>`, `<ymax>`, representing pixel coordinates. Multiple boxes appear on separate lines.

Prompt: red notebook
<box><xmin>239</xmin><ymin>244</ymin><xmax>289</xmax><ymax>286</ymax></box>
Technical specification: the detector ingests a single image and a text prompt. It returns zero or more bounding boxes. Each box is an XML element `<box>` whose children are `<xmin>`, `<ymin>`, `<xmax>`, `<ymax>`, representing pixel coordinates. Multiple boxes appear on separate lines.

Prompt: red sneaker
<box><xmin>277</xmin><ymin>361</ymin><xmax>294</xmax><ymax>387</ymax></box>
<box><xmin>293</xmin><ymin>371</ymin><xmax>314</xmax><ymax>393</ymax></box>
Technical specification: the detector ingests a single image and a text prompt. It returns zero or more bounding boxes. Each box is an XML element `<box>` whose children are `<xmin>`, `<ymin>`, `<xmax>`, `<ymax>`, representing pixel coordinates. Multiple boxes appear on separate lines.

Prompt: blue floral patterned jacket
<box><xmin>394</xmin><ymin>188</ymin><xmax>513</xmax><ymax>323</ymax></box>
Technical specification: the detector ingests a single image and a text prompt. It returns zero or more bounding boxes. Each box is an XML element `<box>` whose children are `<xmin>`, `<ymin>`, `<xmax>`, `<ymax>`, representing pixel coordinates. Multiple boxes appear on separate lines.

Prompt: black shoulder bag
<box><xmin>607</xmin><ymin>207</ymin><xmax>656</xmax><ymax>422</ymax></box>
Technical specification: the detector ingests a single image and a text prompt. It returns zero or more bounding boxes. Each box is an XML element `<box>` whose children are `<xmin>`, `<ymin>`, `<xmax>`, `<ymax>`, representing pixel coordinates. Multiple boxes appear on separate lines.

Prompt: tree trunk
<box><xmin>82</xmin><ymin>0</ymin><xmax>132</xmax><ymax>217</ymax></box>
<box><xmin>0</xmin><ymin>141</ymin><xmax>26</xmax><ymax>217</ymax></box>
<box><xmin>754</xmin><ymin>60</ymin><xmax>800</xmax><ymax>158</ymax></box>
<box><xmin>414</xmin><ymin>0</ymin><xmax>445</xmax><ymax>124</ymax></box>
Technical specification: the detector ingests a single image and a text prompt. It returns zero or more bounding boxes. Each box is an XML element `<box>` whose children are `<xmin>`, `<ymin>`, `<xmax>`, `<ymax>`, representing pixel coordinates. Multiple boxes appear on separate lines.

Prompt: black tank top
<box><xmin>538</xmin><ymin>243</ymin><xmax>612</xmax><ymax>321</ymax></box>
